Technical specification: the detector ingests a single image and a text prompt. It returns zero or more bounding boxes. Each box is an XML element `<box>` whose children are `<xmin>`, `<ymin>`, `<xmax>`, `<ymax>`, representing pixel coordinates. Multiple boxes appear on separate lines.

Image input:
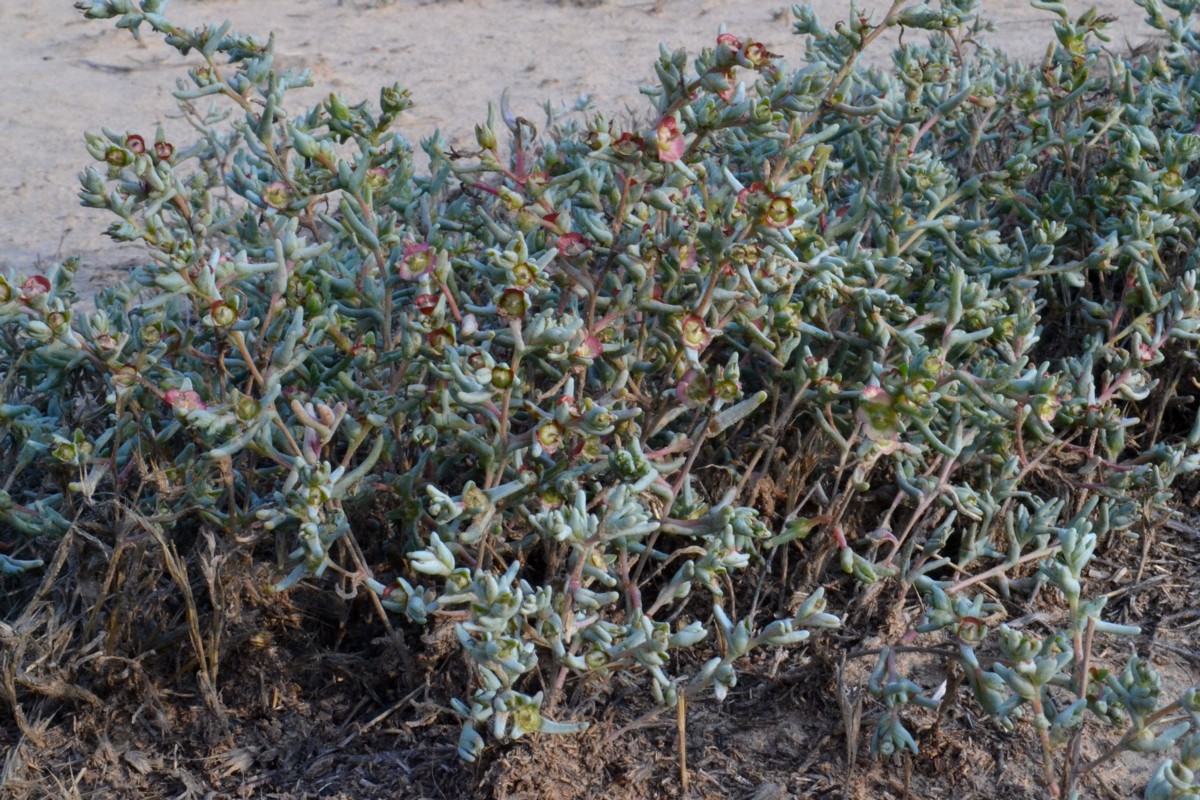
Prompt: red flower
<box><xmin>743</xmin><ymin>40</ymin><xmax>779</xmax><ymax>68</ymax></box>
<box><xmin>611</xmin><ymin>131</ymin><xmax>644</xmax><ymax>159</ymax></box>
<box><xmin>414</xmin><ymin>293</ymin><xmax>439</xmax><ymax>315</ymax></box>
<box><xmin>497</xmin><ymin>288</ymin><xmax>529</xmax><ymax>320</ymax></box>
<box><xmin>125</xmin><ymin>134</ymin><xmax>146</xmax><ymax>155</ymax></box>
<box><xmin>574</xmin><ymin>333</ymin><xmax>603</xmax><ymax>361</ymax></box>
<box><xmin>398</xmin><ymin>243</ymin><xmax>434</xmax><ymax>281</ymax></box>
<box><xmin>165</xmin><ymin>389</ymin><xmax>207</xmax><ymax>413</ymax></box>
<box><xmin>680</xmin><ymin>314</ymin><xmax>713</xmax><ymax>351</ymax></box>
<box><xmin>714</xmin><ymin>34</ymin><xmax>744</xmax><ymax>79</ymax></box>
<box><xmin>737</xmin><ymin>182</ymin><xmax>766</xmax><ymax>207</ymax></box>
<box><xmin>21</xmin><ymin>275</ymin><xmax>51</xmax><ymax>299</ymax></box>
<box><xmin>716</xmin><ymin>33</ymin><xmax>743</xmax><ymax>50</ymax></box>
<box><xmin>655</xmin><ymin>117</ymin><xmax>686</xmax><ymax>163</ymax></box>
<box><xmin>556</xmin><ymin>232</ymin><xmax>588</xmax><ymax>258</ymax></box>
<box><xmin>427</xmin><ymin>326</ymin><xmax>455</xmax><ymax>352</ymax></box>
<box><xmin>262</xmin><ymin>181</ymin><xmax>290</xmax><ymax>210</ymax></box>
<box><xmin>153</xmin><ymin>140</ymin><xmax>175</xmax><ymax>162</ymax></box>
<box><xmin>675</xmin><ymin>369</ymin><xmax>712</xmax><ymax>408</ymax></box>
<box><xmin>763</xmin><ymin>194</ymin><xmax>796</xmax><ymax>229</ymax></box>
<box><xmin>535</xmin><ymin>420</ymin><xmax>565</xmax><ymax>455</ymax></box>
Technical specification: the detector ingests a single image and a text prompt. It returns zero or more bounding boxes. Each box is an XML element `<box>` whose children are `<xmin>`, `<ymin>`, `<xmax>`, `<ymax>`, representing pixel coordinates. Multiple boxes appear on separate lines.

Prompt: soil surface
<box><xmin>3</xmin><ymin>509</ymin><xmax>1198</xmax><ymax>799</ymax></box>
<box><xmin>0</xmin><ymin>0</ymin><xmax>1160</xmax><ymax>300</ymax></box>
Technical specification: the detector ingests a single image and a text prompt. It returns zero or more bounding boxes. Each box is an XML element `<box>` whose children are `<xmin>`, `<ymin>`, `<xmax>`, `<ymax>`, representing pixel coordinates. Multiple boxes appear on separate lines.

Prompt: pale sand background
<box><xmin>0</xmin><ymin>1</ymin><xmax>1162</xmax><ymax>300</ymax></box>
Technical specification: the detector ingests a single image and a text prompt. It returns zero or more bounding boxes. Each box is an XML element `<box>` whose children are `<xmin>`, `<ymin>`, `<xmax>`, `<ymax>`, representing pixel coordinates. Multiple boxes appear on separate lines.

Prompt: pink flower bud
<box><xmin>681</xmin><ymin>314</ymin><xmax>713</xmax><ymax>351</ymax></box>
<box><xmin>414</xmin><ymin>293</ymin><xmax>439</xmax><ymax>315</ymax></box>
<box><xmin>497</xmin><ymin>288</ymin><xmax>529</xmax><ymax>319</ymax></box>
<box><xmin>743</xmin><ymin>40</ymin><xmax>778</xmax><ymax>68</ymax></box>
<box><xmin>675</xmin><ymin>369</ymin><xmax>712</xmax><ymax>408</ymax></box>
<box><xmin>611</xmin><ymin>132</ymin><xmax>644</xmax><ymax>159</ymax></box>
<box><xmin>21</xmin><ymin>275</ymin><xmax>51</xmax><ymax>300</ymax></box>
<box><xmin>262</xmin><ymin>181</ymin><xmax>291</xmax><ymax>210</ymax></box>
<box><xmin>165</xmin><ymin>389</ymin><xmax>207</xmax><ymax>413</ymax></box>
<box><xmin>366</xmin><ymin>167</ymin><xmax>390</xmax><ymax>191</ymax></box>
<box><xmin>717</xmin><ymin>33</ymin><xmax>743</xmax><ymax>50</ymax></box>
<box><xmin>656</xmin><ymin>117</ymin><xmax>686</xmax><ymax>163</ymax></box>
<box><xmin>763</xmin><ymin>194</ymin><xmax>796</xmax><ymax>228</ymax></box>
<box><xmin>535</xmin><ymin>420</ymin><xmax>565</xmax><ymax>455</ymax></box>
<box><xmin>575</xmin><ymin>333</ymin><xmax>603</xmax><ymax>360</ymax></box>
<box><xmin>398</xmin><ymin>243</ymin><xmax>433</xmax><ymax>280</ymax></box>
<box><xmin>556</xmin><ymin>232</ymin><xmax>588</xmax><ymax>258</ymax></box>
<box><xmin>427</xmin><ymin>326</ymin><xmax>455</xmax><ymax>352</ymax></box>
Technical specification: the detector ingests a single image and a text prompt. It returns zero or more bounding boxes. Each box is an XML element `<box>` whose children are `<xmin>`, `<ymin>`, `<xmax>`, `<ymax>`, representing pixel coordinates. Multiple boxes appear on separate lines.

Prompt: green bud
<box><xmin>328</xmin><ymin>92</ymin><xmax>352</xmax><ymax>122</ymax></box>
<box><xmin>475</xmin><ymin>122</ymin><xmax>497</xmax><ymax>150</ymax></box>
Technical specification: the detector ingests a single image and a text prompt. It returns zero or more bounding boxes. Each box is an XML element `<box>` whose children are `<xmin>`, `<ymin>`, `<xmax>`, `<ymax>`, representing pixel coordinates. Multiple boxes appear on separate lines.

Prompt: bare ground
<box><xmin>0</xmin><ymin>0</ymin><xmax>1163</xmax><ymax>301</ymax></box>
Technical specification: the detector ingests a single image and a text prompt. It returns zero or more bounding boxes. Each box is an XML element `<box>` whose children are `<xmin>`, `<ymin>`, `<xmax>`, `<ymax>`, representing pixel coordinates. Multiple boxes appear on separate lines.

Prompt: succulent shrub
<box><xmin>2</xmin><ymin>0</ymin><xmax>1200</xmax><ymax>795</ymax></box>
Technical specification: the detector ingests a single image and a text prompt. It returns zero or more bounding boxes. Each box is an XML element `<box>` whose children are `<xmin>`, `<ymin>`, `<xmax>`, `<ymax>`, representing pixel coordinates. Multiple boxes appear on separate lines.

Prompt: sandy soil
<box><xmin>0</xmin><ymin>1</ymin><xmax>1160</xmax><ymax>299</ymax></box>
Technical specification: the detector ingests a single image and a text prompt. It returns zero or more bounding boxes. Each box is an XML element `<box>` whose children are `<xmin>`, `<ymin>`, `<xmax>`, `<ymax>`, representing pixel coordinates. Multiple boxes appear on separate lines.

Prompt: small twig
<box><xmin>676</xmin><ymin>691</ymin><xmax>689</xmax><ymax>795</ymax></box>
<box><xmin>1102</xmin><ymin>572</ymin><xmax>1167</xmax><ymax>600</ymax></box>
<box><xmin>1062</xmin><ymin>616</ymin><xmax>1097</xmax><ymax>797</ymax></box>
<box><xmin>1028</xmin><ymin>690</ymin><xmax>1062</xmax><ymax>797</ymax></box>
<box><xmin>836</xmin><ymin>655</ymin><xmax>862</xmax><ymax>778</ymax></box>
<box><xmin>1133</xmin><ymin>521</ymin><xmax>1156</xmax><ymax>585</ymax></box>
<box><xmin>1149</xmin><ymin>639</ymin><xmax>1200</xmax><ymax>664</ymax></box>
<box><xmin>342</xmin><ymin>529</ymin><xmax>417</xmax><ymax>677</ymax></box>
<box><xmin>135</xmin><ymin>512</ymin><xmax>229</xmax><ymax>732</ymax></box>
<box><xmin>946</xmin><ymin>543</ymin><xmax>1062</xmax><ymax>595</ymax></box>
<box><xmin>845</xmin><ymin>644</ymin><xmax>958</xmax><ymax>662</ymax></box>
<box><xmin>337</xmin><ymin>685</ymin><xmax>424</xmax><ymax>749</ymax></box>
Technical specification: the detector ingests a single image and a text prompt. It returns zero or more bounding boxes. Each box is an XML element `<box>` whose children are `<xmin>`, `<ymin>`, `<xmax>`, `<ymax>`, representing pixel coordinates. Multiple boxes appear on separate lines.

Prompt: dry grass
<box><xmin>2</xmin><ymin>497</ymin><xmax>1197</xmax><ymax>799</ymax></box>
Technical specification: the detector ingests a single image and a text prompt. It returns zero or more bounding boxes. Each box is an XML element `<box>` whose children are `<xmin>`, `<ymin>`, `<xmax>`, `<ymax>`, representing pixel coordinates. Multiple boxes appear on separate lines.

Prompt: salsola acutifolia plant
<box><xmin>1</xmin><ymin>0</ymin><xmax>1199</xmax><ymax>795</ymax></box>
